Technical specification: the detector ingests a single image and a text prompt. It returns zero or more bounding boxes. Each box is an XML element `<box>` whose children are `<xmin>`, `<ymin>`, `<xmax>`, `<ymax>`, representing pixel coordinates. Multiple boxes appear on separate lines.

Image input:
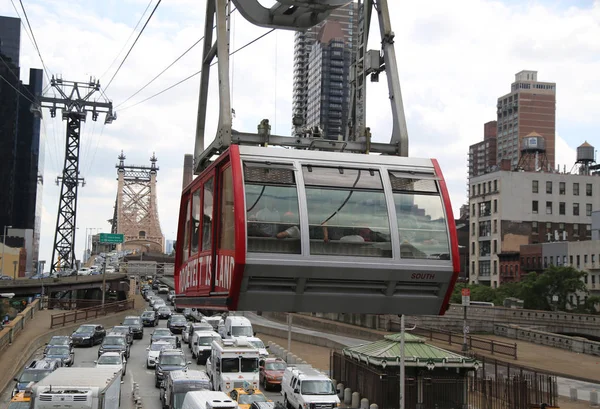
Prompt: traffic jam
<box><xmin>6</xmin><ymin>279</ymin><xmax>341</xmax><ymax>409</ymax></box>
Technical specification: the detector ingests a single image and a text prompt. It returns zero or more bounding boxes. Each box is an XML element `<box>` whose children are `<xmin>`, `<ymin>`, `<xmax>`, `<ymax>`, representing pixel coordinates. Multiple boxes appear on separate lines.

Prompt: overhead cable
<box><xmin>119</xmin><ymin>28</ymin><xmax>275</xmax><ymax>112</ymax></box>
<box><xmin>99</xmin><ymin>0</ymin><xmax>155</xmax><ymax>81</ymax></box>
<box><xmin>104</xmin><ymin>0</ymin><xmax>163</xmax><ymax>93</ymax></box>
<box><xmin>16</xmin><ymin>0</ymin><xmax>53</xmax><ymax>83</ymax></box>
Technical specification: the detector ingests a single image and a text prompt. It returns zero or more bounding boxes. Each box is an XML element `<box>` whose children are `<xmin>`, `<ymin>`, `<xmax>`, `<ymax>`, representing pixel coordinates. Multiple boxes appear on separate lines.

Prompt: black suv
<box><xmin>98</xmin><ymin>333</ymin><xmax>130</xmax><ymax>358</ymax></box>
<box><xmin>111</xmin><ymin>326</ymin><xmax>134</xmax><ymax>345</ymax></box>
<box><xmin>43</xmin><ymin>345</ymin><xmax>74</xmax><ymax>366</ymax></box>
<box><xmin>44</xmin><ymin>335</ymin><xmax>73</xmax><ymax>352</ymax></box>
<box><xmin>71</xmin><ymin>324</ymin><xmax>106</xmax><ymax>347</ymax></box>
<box><xmin>167</xmin><ymin>314</ymin><xmax>188</xmax><ymax>334</ymax></box>
<box><xmin>122</xmin><ymin>316</ymin><xmax>144</xmax><ymax>339</ymax></box>
<box><xmin>142</xmin><ymin>310</ymin><xmax>159</xmax><ymax>327</ymax></box>
<box><xmin>154</xmin><ymin>349</ymin><xmax>189</xmax><ymax>387</ymax></box>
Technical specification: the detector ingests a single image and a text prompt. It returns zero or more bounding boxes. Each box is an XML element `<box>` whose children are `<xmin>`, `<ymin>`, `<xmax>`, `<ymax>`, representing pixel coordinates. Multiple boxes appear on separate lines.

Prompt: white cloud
<box><xmin>3</xmin><ymin>0</ymin><xmax>600</xmax><ymax>267</ymax></box>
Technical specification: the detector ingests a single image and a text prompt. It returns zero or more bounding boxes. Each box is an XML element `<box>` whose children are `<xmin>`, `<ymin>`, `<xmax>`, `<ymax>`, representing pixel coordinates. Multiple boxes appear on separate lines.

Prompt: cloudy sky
<box><xmin>2</xmin><ymin>0</ymin><xmax>599</xmax><ymax>268</ymax></box>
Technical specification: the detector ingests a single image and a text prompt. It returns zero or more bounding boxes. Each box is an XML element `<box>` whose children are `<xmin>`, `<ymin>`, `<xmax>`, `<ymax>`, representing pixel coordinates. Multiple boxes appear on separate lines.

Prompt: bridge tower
<box><xmin>112</xmin><ymin>151</ymin><xmax>164</xmax><ymax>254</ymax></box>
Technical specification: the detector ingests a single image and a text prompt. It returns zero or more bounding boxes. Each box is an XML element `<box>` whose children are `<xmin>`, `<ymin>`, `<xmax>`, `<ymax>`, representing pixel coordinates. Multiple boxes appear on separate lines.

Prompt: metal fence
<box><xmin>331</xmin><ymin>351</ymin><xmax>557</xmax><ymax>409</ymax></box>
<box><xmin>49</xmin><ymin>299</ymin><xmax>135</xmax><ymax>328</ymax></box>
<box><xmin>404</xmin><ymin>326</ymin><xmax>518</xmax><ymax>359</ymax></box>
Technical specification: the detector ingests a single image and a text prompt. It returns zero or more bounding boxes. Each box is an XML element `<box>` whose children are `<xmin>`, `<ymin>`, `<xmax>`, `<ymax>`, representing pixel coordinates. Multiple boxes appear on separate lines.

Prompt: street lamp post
<box><xmin>12</xmin><ymin>260</ymin><xmax>18</xmax><ymax>279</ymax></box>
<box><xmin>1</xmin><ymin>225</ymin><xmax>12</xmax><ymax>275</ymax></box>
<box><xmin>399</xmin><ymin>315</ymin><xmax>416</xmax><ymax>409</ymax></box>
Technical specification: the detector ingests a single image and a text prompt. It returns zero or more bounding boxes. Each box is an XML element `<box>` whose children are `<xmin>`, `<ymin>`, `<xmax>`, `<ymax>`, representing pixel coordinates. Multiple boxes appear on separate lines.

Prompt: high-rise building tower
<box><xmin>496</xmin><ymin>70</ymin><xmax>556</xmax><ymax>171</ymax></box>
<box><xmin>468</xmin><ymin>120</ymin><xmax>498</xmax><ymax>179</ymax></box>
<box><xmin>292</xmin><ymin>2</ymin><xmax>358</xmax><ymax>138</ymax></box>
<box><xmin>0</xmin><ymin>15</ymin><xmax>44</xmax><ymax>271</ymax></box>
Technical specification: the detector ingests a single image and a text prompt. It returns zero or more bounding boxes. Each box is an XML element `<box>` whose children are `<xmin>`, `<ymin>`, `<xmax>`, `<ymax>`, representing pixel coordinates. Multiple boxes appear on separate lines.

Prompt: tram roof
<box><xmin>237</xmin><ymin>145</ymin><xmax>437</xmax><ymax>170</ymax></box>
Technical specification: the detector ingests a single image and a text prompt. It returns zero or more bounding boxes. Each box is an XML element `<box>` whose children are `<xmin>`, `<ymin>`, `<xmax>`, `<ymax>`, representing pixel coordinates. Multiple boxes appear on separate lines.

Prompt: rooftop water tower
<box><xmin>575</xmin><ymin>141</ymin><xmax>595</xmax><ymax>175</ymax></box>
<box><xmin>516</xmin><ymin>132</ymin><xmax>549</xmax><ymax>172</ymax></box>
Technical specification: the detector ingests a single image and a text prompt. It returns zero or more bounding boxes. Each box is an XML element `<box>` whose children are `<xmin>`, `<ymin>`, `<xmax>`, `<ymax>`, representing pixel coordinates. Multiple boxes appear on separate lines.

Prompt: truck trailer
<box><xmin>31</xmin><ymin>367</ymin><xmax>122</xmax><ymax>409</ymax></box>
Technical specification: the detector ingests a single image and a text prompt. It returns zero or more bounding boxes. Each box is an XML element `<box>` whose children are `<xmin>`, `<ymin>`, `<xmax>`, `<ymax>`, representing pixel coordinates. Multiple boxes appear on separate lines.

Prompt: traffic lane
<box><xmin>154</xmin><ymin>294</ymin><xmax>284</xmax><ymax>404</ymax></box>
<box><xmin>0</xmin><ymin>345</ymin><xmax>45</xmax><ymax>405</ymax></box>
<box><xmin>71</xmin><ymin>338</ymin><xmax>131</xmax><ymax>409</ymax></box>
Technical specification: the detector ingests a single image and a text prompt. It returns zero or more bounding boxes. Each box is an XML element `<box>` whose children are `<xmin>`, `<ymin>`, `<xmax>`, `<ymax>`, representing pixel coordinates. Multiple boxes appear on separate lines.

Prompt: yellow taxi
<box><xmin>8</xmin><ymin>391</ymin><xmax>31</xmax><ymax>409</ymax></box>
<box><xmin>229</xmin><ymin>384</ymin><xmax>270</xmax><ymax>409</ymax></box>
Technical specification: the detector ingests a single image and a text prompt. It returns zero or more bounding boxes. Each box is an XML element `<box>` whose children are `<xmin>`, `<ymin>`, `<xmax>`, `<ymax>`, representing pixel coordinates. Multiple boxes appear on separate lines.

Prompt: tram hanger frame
<box><xmin>193</xmin><ymin>0</ymin><xmax>410</xmax><ymax>173</ymax></box>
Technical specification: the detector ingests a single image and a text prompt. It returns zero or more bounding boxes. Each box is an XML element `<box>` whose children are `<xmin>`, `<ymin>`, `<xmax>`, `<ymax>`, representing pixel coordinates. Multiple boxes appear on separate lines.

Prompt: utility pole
<box><xmin>1</xmin><ymin>225</ymin><xmax>11</xmax><ymax>275</ymax></box>
<box><xmin>101</xmin><ymin>257</ymin><xmax>107</xmax><ymax>305</ymax></box>
<box><xmin>32</xmin><ymin>77</ymin><xmax>116</xmax><ymax>275</ymax></box>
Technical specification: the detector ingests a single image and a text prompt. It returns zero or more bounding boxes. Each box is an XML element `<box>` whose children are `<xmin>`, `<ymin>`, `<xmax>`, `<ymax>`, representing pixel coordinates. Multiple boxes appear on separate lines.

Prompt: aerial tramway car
<box><xmin>174</xmin><ymin>0</ymin><xmax>459</xmax><ymax>315</ymax></box>
<box><xmin>174</xmin><ymin>145</ymin><xmax>459</xmax><ymax>315</ymax></box>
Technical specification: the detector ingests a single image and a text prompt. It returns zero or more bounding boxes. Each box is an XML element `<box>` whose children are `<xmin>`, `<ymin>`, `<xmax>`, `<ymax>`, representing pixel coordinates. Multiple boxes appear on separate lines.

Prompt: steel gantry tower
<box><xmin>33</xmin><ymin>77</ymin><xmax>116</xmax><ymax>274</ymax></box>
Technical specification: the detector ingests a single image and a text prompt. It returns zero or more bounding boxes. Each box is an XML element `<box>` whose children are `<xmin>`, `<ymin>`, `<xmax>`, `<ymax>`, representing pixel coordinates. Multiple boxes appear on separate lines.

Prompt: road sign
<box><xmin>461</xmin><ymin>288</ymin><xmax>471</xmax><ymax>306</ymax></box>
<box><xmin>99</xmin><ymin>233</ymin><xmax>124</xmax><ymax>244</ymax></box>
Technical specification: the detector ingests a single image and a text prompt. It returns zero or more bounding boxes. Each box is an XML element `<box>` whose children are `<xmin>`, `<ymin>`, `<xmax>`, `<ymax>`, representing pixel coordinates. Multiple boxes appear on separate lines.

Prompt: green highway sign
<box><xmin>99</xmin><ymin>233</ymin><xmax>124</xmax><ymax>244</ymax></box>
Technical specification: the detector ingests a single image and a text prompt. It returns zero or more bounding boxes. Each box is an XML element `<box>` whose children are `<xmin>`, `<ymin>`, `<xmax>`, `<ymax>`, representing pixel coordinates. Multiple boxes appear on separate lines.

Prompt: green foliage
<box><xmin>451</xmin><ymin>266</ymin><xmax>598</xmax><ymax>313</ymax></box>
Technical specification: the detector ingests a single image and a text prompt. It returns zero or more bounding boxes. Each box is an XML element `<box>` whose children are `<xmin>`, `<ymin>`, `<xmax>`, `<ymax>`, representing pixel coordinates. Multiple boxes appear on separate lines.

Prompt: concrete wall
<box><xmin>494</xmin><ymin>324</ymin><xmax>600</xmax><ymax>356</ymax></box>
<box><xmin>0</xmin><ymin>298</ymin><xmax>40</xmax><ymax>353</ymax></box>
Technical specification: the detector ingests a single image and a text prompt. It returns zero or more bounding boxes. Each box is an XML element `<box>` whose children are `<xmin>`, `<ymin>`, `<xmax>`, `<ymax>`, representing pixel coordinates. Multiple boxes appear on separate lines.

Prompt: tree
<box><xmin>535</xmin><ymin>266</ymin><xmax>588</xmax><ymax>311</ymax></box>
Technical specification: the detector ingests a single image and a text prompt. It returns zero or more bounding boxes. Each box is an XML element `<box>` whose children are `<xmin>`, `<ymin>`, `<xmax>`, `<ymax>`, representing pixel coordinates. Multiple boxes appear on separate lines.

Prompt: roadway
<box><xmin>0</xmin><ymin>293</ymin><xmax>284</xmax><ymax>409</ymax></box>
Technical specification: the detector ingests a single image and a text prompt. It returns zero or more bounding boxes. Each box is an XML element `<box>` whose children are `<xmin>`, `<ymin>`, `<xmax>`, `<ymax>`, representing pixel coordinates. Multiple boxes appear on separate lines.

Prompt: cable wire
<box><xmin>99</xmin><ymin>0</ymin><xmax>155</xmax><ymax>81</ymax></box>
<box><xmin>115</xmin><ymin>7</ymin><xmax>237</xmax><ymax>109</ymax></box>
<box><xmin>0</xmin><ymin>53</ymin><xmax>36</xmax><ymax>99</ymax></box>
<box><xmin>119</xmin><ymin>28</ymin><xmax>275</xmax><ymax>112</ymax></box>
<box><xmin>104</xmin><ymin>0</ymin><xmax>163</xmax><ymax>93</ymax></box>
<box><xmin>0</xmin><ymin>73</ymin><xmax>34</xmax><ymax>103</ymax></box>
<box><xmin>17</xmin><ymin>0</ymin><xmax>52</xmax><ymax>83</ymax></box>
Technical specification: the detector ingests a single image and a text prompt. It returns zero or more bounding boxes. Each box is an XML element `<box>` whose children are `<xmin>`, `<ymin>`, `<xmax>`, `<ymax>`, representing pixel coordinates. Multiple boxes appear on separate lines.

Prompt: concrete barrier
<box><xmin>0</xmin><ymin>299</ymin><xmax>40</xmax><ymax>354</ymax></box>
<box><xmin>360</xmin><ymin>397</ymin><xmax>369</xmax><ymax>408</ymax></box>
<box><xmin>253</xmin><ymin>322</ymin><xmax>347</xmax><ymax>350</ymax></box>
<box><xmin>344</xmin><ymin>388</ymin><xmax>352</xmax><ymax>405</ymax></box>
<box><xmin>352</xmin><ymin>391</ymin><xmax>360</xmax><ymax>407</ymax></box>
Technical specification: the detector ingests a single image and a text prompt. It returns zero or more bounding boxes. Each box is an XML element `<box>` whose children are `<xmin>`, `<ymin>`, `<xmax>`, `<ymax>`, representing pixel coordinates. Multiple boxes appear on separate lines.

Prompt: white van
<box><xmin>218</xmin><ymin>316</ymin><xmax>254</xmax><ymax>340</ymax></box>
<box><xmin>181</xmin><ymin>391</ymin><xmax>237</xmax><ymax>409</ymax></box>
<box><xmin>281</xmin><ymin>364</ymin><xmax>340</xmax><ymax>409</ymax></box>
<box><xmin>192</xmin><ymin>331</ymin><xmax>222</xmax><ymax>365</ymax></box>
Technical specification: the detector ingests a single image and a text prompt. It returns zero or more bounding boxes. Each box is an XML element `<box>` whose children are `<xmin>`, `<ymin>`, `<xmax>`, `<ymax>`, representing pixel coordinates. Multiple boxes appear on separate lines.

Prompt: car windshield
<box><xmin>123</xmin><ymin>318</ymin><xmax>141</xmax><ymax>325</ymax></box>
<box><xmin>231</xmin><ymin>326</ymin><xmax>253</xmax><ymax>337</ymax></box>
<box><xmin>153</xmin><ymin>329</ymin><xmax>171</xmax><ymax>337</ymax></box>
<box><xmin>46</xmin><ymin>347</ymin><xmax>69</xmax><ymax>355</ymax></box>
<box><xmin>49</xmin><ymin>337</ymin><xmax>69</xmax><ymax>345</ymax></box>
<box><xmin>197</xmin><ymin>336</ymin><xmax>218</xmax><ymax>346</ymax></box>
<box><xmin>19</xmin><ymin>370</ymin><xmax>51</xmax><ymax>383</ymax></box>
<box><xmin>97</xmin><ymin>355</ymin><xmax>122</xmax><ymax>365</ymax></box>
<box><xmin>265</xmin><ymin>362</ymin><xmax>286</xmax><ymax>371</ymax></box>
<box><xmin>113</xmin><ymin>327</ymin><xmax>129</xmax><ymax>334</ymax></box>
<box><xmin>249</xmin><ymin>340</ymin><xmax>265</xmax><ymax>349</ymax></box>
<box><xmin>104</xmin><ymin>337</ymin><xmax>126</xmax><ymax>346</ymax></box>
<box><xmin>171</xmin><ymin>316</ymin><xmax>186</xmax><ymax>323</ymax></box>
<box><xmin>300</xmin><ymin>380</ymin><xmax>336</xmax><ymax>395</ymax></box>
<box><xmin>160</xmin><ymin>355</ymin><xmax>185</xmax><ymax>366</ymax></box>
<box><xmin>159</xmin><ymin>307</ymin><xmax>170</xmax><ymax>312</ymax></box>
<box><xmin>142</xmin><ymin>312</ymin><xmax>155</xmax><ymax>318</ymax></box>
<box><xmin>150</xmin><ymin>343</ymin><xmax>170</xmax><ymax>351</ymax></box>
<box><xmin>74</xmin><ymin>326</ymin><xmax>94</xmax><ymax>334</ymax></box>
<box><xmin>238</xmin><ymin>394</ymin><xmax>267</xmax><ymax>405</ymax></box>
<box><xmin>221</xmin><ymin>358</ymin><xmax>239</xmax><ymax>373</ymax></box>
<box><xmin>241</xmin><ymin>358</ymin><xmax>258</xmax><ymax>372</ymax></box>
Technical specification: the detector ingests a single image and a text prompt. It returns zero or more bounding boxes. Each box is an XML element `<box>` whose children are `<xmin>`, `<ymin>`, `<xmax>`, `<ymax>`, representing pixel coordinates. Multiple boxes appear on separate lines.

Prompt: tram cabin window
<box><xmin>303</xmin><ymin>166</ymin><xmax>392</xmax><ymax>258</ymax></box>
<box><xmin>388</xmin><ymin>171</ymin><xmax>450</xmax><ymax>260</ymax></box>
<box><xmin>191</xmin><ymin>190</ymin><xmax>200</xmax><ymax>255</ymax></box>
<box><xmin>244</xmin><ymin>162</ymin><xmax>301</xmax><ymax>254</ymax></box>
<box><xmin>202</xmin><ymin>178</ymin><xmax>214</xmax><ymax>251</ymax></box>
<box><xmin>220</xmin><ymin>166</ymin><xmax>235</xmax><ymax>251</ymax></box>
<box><xmin>183</xmin><ymin>200</ymin><xmax>191</xmax><ymax>262</ymax></box>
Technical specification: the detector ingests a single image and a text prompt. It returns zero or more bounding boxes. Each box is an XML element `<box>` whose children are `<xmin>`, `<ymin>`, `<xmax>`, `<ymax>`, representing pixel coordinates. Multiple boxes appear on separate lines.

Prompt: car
<box><xmin>230</xmin><ymin>386</ymin><xmax>270</xmax><ymax>409</ymax></box>
<box><xmin>246</xmin><ymin>337</ymin><xmax>269</xmax><ymax>357</ymax></box>
<box><xmin>142</xmin><ymin>310</ymin><xmax>159</xmax><ymax>327</ymax></box>
<box><xmin>259</xmin><ymin>358</ymin><xmax>286</xmax><ymax>390</ymax></box>
<box><xmin>98</xmin><ymin>333</ymin><xmax>130</xmax><ymax>358</ymax></box>
<box><xmin>8</xmin><ymin>391</ymin><xmax>32</xmax><ymax>409</ymax></box>
<box><xmin>182</xmin><ymin>322</ymin><xmax>215</xmax><ymax>346</ymax></box>
<box><xmin>12</xmin><ymin>359</ymin><xmax>61</xmax><ymax>397</ymax></box>
<box><xmin>149</xmin><ymin>296</ymin><xmax>163</xmax><ymax>308</ymax></box>
<box><xmin>122</xmin><ymin>315</ymin><xmax>144</xmax><ymax>339</ymax></box>
<box><xmin>155</xmin><ymin>349</ymin><xmax>190</xmax><ymax>388</ymax></box>
<box><xmin>44</xmin><ymin>335</ymin><xmax>73</xmax><ymax>352</ymax></box>
<box><xmin>167</xmin><ymin>290</ymin><xmax>176</xmax><ymax>302</ymax></box>
<box><xmin>110</xmin><ymin>325</ymin><xmax>134</xmax><ymax>345</ymax></box>
<box><xmin>157</xmin><ymin>306</ymin><xmax>172</xmax><ymax>319</ymax></box>
<box><xmin>153</xmin><ymin>301</ymin><xmax>168</xmax><ymax>313</ymax></box>
<box><xmin>43</xmin><ymin>345</ymin><xmax>74</xmax><ymax>367</ymax></box>
<box><xmin>146</xmin><ymin>340</ymin><xmax>172</xmax><ymax>369</ymax></box>
<box><xmin>167</xmin><ymin>314</ymin><xmax>188</xmax><ymax>334</ymax></box>
<box><xmin>71</xmin><ymin>324</ymin><xmax>106</xmax><ymax>347</ymax></box>
<box><xmin>158</xmin><ymin>285</ymin><xmax>169</xmax><ymax>294</ymax></box>
<box><xmin>95</xmin><ymin>351</ymin><xmax>127</xmax><ymax>379</ymax></box>
<box><xmin>150</xmin><ymin>328</ymin><xmax>173</xmax><ymax>344</ymax></box>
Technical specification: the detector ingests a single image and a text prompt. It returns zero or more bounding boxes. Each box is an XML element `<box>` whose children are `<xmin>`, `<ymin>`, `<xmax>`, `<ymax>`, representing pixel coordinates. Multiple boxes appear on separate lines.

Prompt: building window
<box><xmin>479</xmin><ymin>221</ymin><xmax>491</xmax><ymax>237</ymax></box>
<box><xmin>559</xmin><ymin>182</ymin><xmax>565</xmax><ymax>195</ymax></box>
<box><xmin>544</xmin><ymin>256</ymin><xmax>548</xmax><ymax>268</ymax></box>
<box><xmin>494</xmin><ymin>180</ymin><xmax>497</xmax><ymax>191</ymax></box>
<box><xmin>532</xmin><ymin>221</ymin><xmax>538</xmax><ymax>233</ymax></box>
<box><xmin>573</xmin><ymin>183</ymin><xmax>579</xmax><ymax>196</ymax></box>
<box><xmin>480</xmin><ymin>241</ymin><xmax>491</xmax><ymax>256</ymax></box>
<box><xmin>479</xmin><ymin>201</ymin><xmax>491</xmax><ymax>217</ymax></box>
<box><xmin>471</xmin><ymin>241</ymin><xmax>475</xmax><ymax>255</ymax></box>
<box><xmin>573</xmin><ymin>224</ymin><xmax>579</xmax><ymax>235</ymax></box>
<box><xmin>493</xmin><ymin>219</ymin><xmax>497</xmax><ymax>233</ymax></box>
<box><xmin>546</xmin><ymin>201</ymin><xmax>552</xmax><ymax>215</ymax></box>
<box><xmin>550</xmin><ymin>256</ymin><xmax>554</xmax><ymax>265</ymax></box>
<box><xmin>472</xmin><ymin>203</ymin><xmax>475</xmax><ymax>216</ymax></box>
<box><xmin>546</xmin><ymin>222</ymin><xmax>551</xmax><ymax>229</ymax></box>
<box><xmin>488</xmin><ymin>181</ymin><xmax>492</xmax><ymax>193</ymax></box>
<box><xmin>493</xmin><ymin>199</ymin><xmax>497</xmax><ymax>213</ymax></box>
<box><xmin>483</xmin><ymin>183</ymin><xmax>486</xmax><ymax>195</ymax></box>
<box><xmin>479</xmin><ymin>261</ymin><xmax>491</xmax><ymax>276</ymax></box>
<box><xmin>493</xmin><ymin>240</ymin><xmax>497</xmax><ymax>254</ymax></box>
<box><xmin>592</xmin><ymin>254</ymin><xmax>596</xmax><ymax>264</ymax></box>
<box><xmin>532</xmin><ymin>200</ymin><xmax>538</xmax><ymax>214</ymax></box>
<box><xmin>559</xmin><ymin>223</ymin><xmax>564</xmax><ymax>229</ymax></box>
<box><xmin>586</xmin><ymin>183</ymin><xmax>592</xmax><ymax>196</ymax></box>
<box><xmin>573</xmin><ymin>203</ymin><xmax>579</xmax><ymax>216</ymax></box>
<box><xmin>569</xmin><ymin>255</ymin><xmax>573</xmax><ymax>265</ymax></box>
<box><xmin>493</xmin><ymin>260</ymin><xmax>497</xmax><ymax>275</ymax></box>
<box><xmin>472</xmin><ymin>185</ymin><xmax>475</xmax><ymax>197</ymax></box>
<box><xmin>576</xmin><ymin>255</ymin><xmax>580</xmax><ymax>267</ymax></box>
<box><xmin>471</xmin><ymin>261</ymin><xmax>475</xmax><ymax>275</ymax></box>
<box><xmin>586</xmin><ymin>203</ymin><xmax>592</xmax><ymax>216</ymax></box>
<box><xmin>471</xmin><ymin>222</ymin><xmax>475</xmax><ymax>236</ymax></box>
<box><xmin>477</xmin><ymin>184</ymin><xmax>481</xmax><ymax>195</ymax></box>
<box><xmin>584</xmin><ymin>254</ymin><xmax>588</xmax><ymax>264</ymax></box>
<box><xmin>532</xmin><ymin>180</ymin><xmax>538</xmax><ymax>193</ymax></box>
<box><xmin>546</xmin><ymin>181</ymin><xmax>552</xmax><ymax>194</ymax></box>
<box><xmin>559</xmin><ymin>202</ymin><xmax>565</xmax><ymax>215</ymax></box>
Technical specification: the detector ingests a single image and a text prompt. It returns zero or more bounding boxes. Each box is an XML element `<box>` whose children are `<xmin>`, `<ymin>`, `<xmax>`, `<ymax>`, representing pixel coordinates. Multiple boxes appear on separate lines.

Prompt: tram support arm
<box><xmin>374</xmin><ymin>0</ymin><xmax>409</xmax><ymax>156</ymax></box>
